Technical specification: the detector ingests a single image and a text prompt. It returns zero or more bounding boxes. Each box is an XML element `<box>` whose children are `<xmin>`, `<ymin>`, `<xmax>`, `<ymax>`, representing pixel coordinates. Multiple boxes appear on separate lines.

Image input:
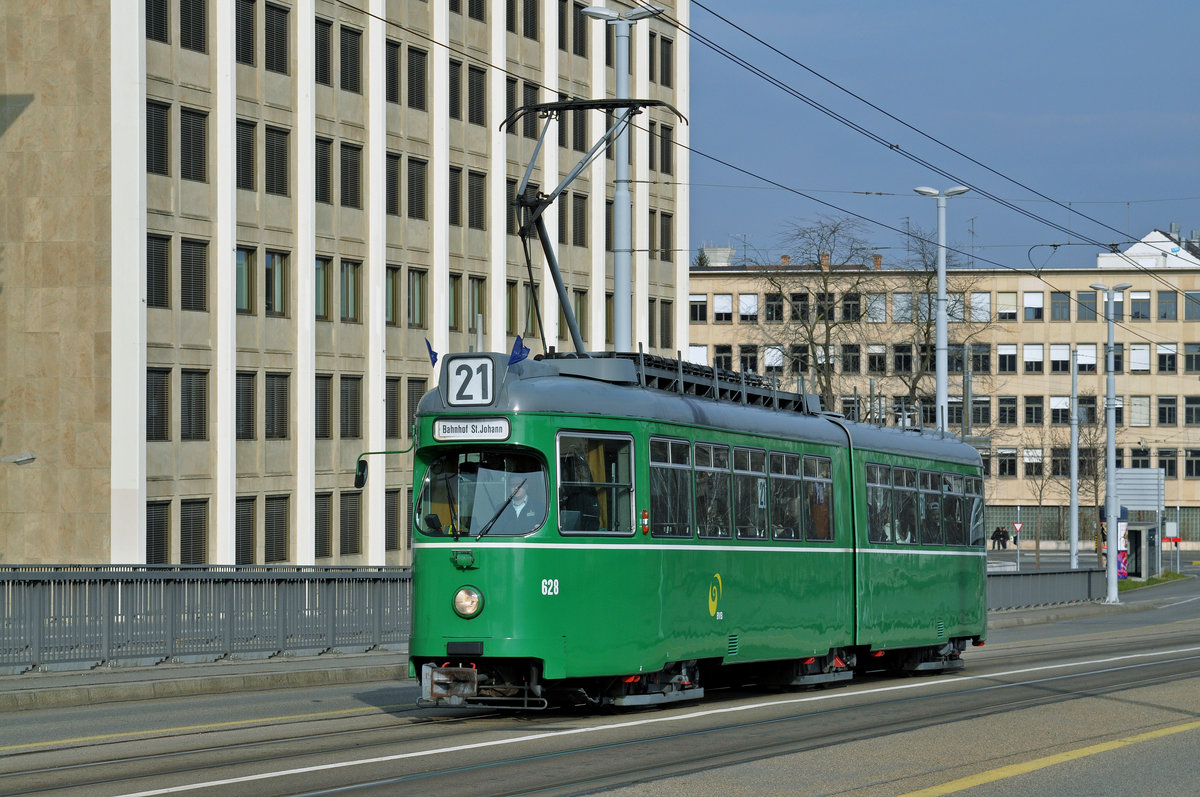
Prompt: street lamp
<box><xmin>582</xmin><ymin>4</ymin><xmax>664</xmax><ymax>353</ymax></box>
<box><xmin>1090</xmin><ymin>281</ymin><xmax>1131</xmax><ymax>604</ymax></box>
<box><xmin>914</xmin><ymin>185</ymin><xmax>969</xmax><ymax>432</ymax></box>
<box><xmin>0</xmin><ymin>451</ymin><xmax>35</xmax><ymax>465</ymax></box>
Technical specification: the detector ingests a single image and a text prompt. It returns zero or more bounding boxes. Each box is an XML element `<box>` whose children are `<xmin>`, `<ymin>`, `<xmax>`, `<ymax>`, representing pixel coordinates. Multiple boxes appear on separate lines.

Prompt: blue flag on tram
<box><xmin>425</xmin><ymin>338</ymin><xmax>438</xmax><ymax>367</ymax></box>
<box><xmin>509</xmin><ymin>335</ymin><xmax>530</xmax><ymax>365</ymax></box>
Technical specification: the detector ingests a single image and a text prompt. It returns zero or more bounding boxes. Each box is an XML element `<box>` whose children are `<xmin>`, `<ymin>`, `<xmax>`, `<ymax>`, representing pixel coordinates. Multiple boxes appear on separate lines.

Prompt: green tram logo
<box><xmin>708</xmin><ymin>573</ymin><xmax>723</xmax><ymax>619</ymax></box>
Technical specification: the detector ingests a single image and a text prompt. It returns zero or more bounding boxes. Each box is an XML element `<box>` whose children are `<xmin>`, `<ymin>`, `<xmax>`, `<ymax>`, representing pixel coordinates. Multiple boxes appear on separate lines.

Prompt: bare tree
<box><xmin>750</xmin><ymin>216</ymin><xmax>881</xmax><ymax>412</ymax></box>
<box><xmin>1051</xmin><ymin>391</ymin><xmax>1107</xmax><ymax>567</ymax></box>
<box><xmin>1021</xmin><ymin>429</ymin><xmax>1068</xmax><ymax>570</ymax></box>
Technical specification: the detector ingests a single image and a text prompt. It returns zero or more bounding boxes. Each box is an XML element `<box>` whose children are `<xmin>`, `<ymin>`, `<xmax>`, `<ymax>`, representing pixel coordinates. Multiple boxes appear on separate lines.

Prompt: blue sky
<box><xmin>686</xmin><ymin>1</ymin><xmax>1200</xmax><ymax>270</ymax></box>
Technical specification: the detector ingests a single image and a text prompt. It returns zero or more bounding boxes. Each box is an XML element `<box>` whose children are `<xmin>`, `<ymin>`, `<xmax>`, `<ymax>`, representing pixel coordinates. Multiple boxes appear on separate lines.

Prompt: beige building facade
<box><xmin>1</xmin><ymin>0</ymin><xmax>690</xmax><ymax>564</ymax></box>
<box><xmin>688</xmin><ymin>230</ymin><xmax>1200</xmax><ymax>538</ymax></box>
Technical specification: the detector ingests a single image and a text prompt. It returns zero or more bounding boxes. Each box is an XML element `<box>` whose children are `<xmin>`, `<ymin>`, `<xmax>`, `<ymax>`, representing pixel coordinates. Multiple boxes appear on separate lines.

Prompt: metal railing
<box><xmin>0</xmin><ymin>567</ymin><xmax>411</xmax><ymax>675</ymax></box>
<box><xmin>987</xmin><ymin>568</ymin><xmax>1106</xmax><ymax>610</ymax></box>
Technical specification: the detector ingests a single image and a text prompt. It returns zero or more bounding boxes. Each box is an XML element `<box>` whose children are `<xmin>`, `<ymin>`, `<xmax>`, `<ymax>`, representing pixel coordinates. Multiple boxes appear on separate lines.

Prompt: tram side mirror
<box><xmin>353</xmin><ymin>459</ymin><xmax>369</xmax><ymax>489</ymax></box>
<box><xmin>424</xmin><ymin>513</ymin><xmax>443</xmax><ymax>532</ymax></box>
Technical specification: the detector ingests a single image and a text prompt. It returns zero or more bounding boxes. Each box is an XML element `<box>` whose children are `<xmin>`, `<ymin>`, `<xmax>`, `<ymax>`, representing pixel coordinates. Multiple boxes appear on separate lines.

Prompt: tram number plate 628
<box><xmin>447</xmin><ymin>356</ymin><xmax>495</xmax><ymax>406</ymax></box>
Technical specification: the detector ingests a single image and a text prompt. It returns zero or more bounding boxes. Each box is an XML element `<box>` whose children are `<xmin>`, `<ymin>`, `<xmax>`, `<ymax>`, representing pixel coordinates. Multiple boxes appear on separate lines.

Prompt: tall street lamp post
<box><xmin>583</xmin><ymin>5</ymin><xmax>663</xmax><ymax>353</ymax></box>
<box><xmin>914</xmin><ymin>186</ymin><xmax>970</xmax><ymax>432</ymax></box>
<box><xmin>1091</xmin><ymin>281</ymin><xmax>1131</xmax><ymax>603</ymax></box>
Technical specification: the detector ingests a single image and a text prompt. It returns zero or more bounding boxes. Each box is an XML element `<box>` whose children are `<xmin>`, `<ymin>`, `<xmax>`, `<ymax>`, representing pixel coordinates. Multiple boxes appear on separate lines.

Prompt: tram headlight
<box><xmin>452</xmin><ymin>586</ymin><xmax>484</xmax><ymax>618</ymax></box>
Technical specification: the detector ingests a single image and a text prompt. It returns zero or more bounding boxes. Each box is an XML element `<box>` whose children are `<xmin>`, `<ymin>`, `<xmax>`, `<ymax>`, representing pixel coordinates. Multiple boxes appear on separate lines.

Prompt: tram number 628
<box><xmin>541</xmin><ymin>579</ymin><xmax>560</xmax><ymax>596</ymax></box>
<box><xmin>448</xmin><ymin>356</ymin><xmax>494</xmax><ymax>406</ymax></box>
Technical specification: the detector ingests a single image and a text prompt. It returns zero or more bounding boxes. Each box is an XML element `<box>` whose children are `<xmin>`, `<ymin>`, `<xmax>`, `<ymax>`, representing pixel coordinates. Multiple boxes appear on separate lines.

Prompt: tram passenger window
<box><xmin>942</xmin><ymin>473</ymin><xmax>967</xmax><ymax>545</ymax></box>
<box><xmin>649</xmin><ymin>437</ymin><xmax>692</xmax><ymax>537</ymax></box>
<box><xmin>803</xmin><ymin>455</ymin><xmax>833</xmax><ymax>541</ymax></box>
<box><xmin>920</xmin><ymin>470</ymin><xmax>944</xmax><ymax>545</ymax></box>
<box><xmin>865</xmin><ymin>463</ymin><xmax>892</xmax><ymax>543</ymax></box>
<box><xmin>734</xmin><ymin>447</ymin><xmax>768</xmax><ymax>539</ymax></box>
<box><xmin>893</xmin><ymin>467</ymin><xmax>918</xmax><ymax>543</ymax></box>
<box><xmin>695</xmin><ymin>442</ymin><xmax>731</xmax><ymax>538</ymax></box>
<box><xmin>557</xmin><ymin>433</ymin><xmax>634</xmax><ymax>535</ymax></box>
<box><xmin>966</xmin><ymin>475</ymin><xmax>986</xmax><ymax>546</ymax></box>
<box><xmin>769</xmin><ymin>452</ymin><xmax>802</xmax><ymax>540</ymax></box>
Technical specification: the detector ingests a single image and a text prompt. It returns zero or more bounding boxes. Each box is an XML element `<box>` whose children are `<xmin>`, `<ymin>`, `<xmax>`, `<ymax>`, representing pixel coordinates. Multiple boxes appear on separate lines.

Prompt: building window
<box><xmin>407</xmin><ymin>378</ymin><xmax>426</xmax><ymax>436</ymax></box>
<box><xmin>1078</xmin><ymin>395</ymin><xmax>1097</xmax><ymax>424</ymax></box>
<box><xmin>1076</xmin><ymin>290</ymin><xmax>1097</xmax><ymax>321</ymax></box>
<box><xmin>235</xmin><ymin>0</ymin><xmax>254</xmax><ymax>65</ymax></box>
<box><xmin>892</xmin><ymin>292</ymin><xmax>913</xmax><ymax>323</ymax></box>
<box><xmin>1130</xmin><ymin>343</ymin><xmax>1151</xmax><ymax>374</ymax></box>
<box><xmin>384</xmin><ymin>266</ymin><xmax>401</xmax><ymax>326</ymax></box>
<box><xmin>448</xmin><ymin>273</ymin><xmax>462</xmax><ymax>331</ymax></box>
<box><xmin>1050</xmin><ymin>344</ymin><xmax>1070</xmax><ymax>373</ymax></box>
<box><xmin>385</xmin><ymin>39</ymin><xmax>400</xmax><ymax>103</ymax></box>
<box><xmin>660</xmin><ymin>125</ymin><xmax>674</xmax><ymax>175</ymax></box>
<box><xmin>1023</xmin><ymin>344</ymin><xmax>1044</xmax><ymax>373</ymax></box>
<box><xmin>1129</xmin><ymin>395</ymin><xmax>1151</xmax><ymax>427</ymax></box>
<box><xmin>522</xmin><ymin>0</ymin><xmax>538</xmax><ymax>39</ymax></box>
<box><xmin>661</xmin><ymin>37</ymin><xmax>674</xmax><ymax>87</ymax></box>
<box><xmin>449</xmin><ymin>60</ymin><xmax>462</xmax><ymax>119</ymax></box>
<box><xmin>180</xmin><ymin>107</ymin><xmax>207</xmax><ymax>182</ymax></box>
<box><xmin>181</xmin><ymin>369</ymin><xmax>208</xmax><ymax>441</ymax></box>
<box><xmin>1185</xmin><ymin>344</ymin><xmax>1200</xmax><ymax>374</ymax></box>
<box><xmin>523</xmin><ymin>82</ymin><xmax>539</xmax><ymax>138</ymax></box>
<box><xmin>340</xmin><ymin>260</ymin><xmax>360</xmax><ymax>322</ymax></box>
<box><xmin>315</xmin><ymin>492</ymin><xmax>332</xmax><ymax>558</ymax></box>
<box><xmin>180</xmin><ymin>0</ymin><xmax>207</xmax><ymax>53</ymax></box>
<box><xmin>1130</xmin><ymin>447</ymin><xmax>1151</xmax><ymax>469</ymax></box>
<box><xmin>660</xmin><ymin>213</ymin><xmax>673</xmax><ymax>262</ymax></box>
<box><xmin>386</xmin><ymin>376</ymin><xmax>400</xmax><ymax>438</ymax></box>
<box><xmin>340</xmin><ymin>375</ymin><xmax>362</xmax><ymax>439</ymax></box>
<box><xmin>1129</xmin><ymin>291</ymin><xmax>1151</xmax><ymax>320</ymax></box>
<box><xmin>712</xmin><ymin>294</ymin><xmax>732</xmax><ymax>323</ymax></box>
<box><xmin>996</xmin><ymin>292</ymin><xmax>1017</xmax><ymax>321</ymax></box>
<box><xmin>1159</xmin><ymin>395</ymin><xmax>1177</xmax><ymax>426</ymax></box>
<box><xmin>236</xmin><ymin>371</ymin><xmax>255</xmax><ymax>440</ymax></box>
<box><xmin>468</xmin><ymin>170</ymin><xmax>486</xmax><ymax>230</ymax></box>
<box><xmin>386</xmin><ymin>489</ymin><xmax>401</xmax><ymax>551</ymax></box>
<box><xmin>997</xmin><ymin>449</ymin><xmax>1017</xmax><ymax>478</ymax></box>
<box><xmin>1159</xmin><ymin>290</ymin><xmax>1178</xmax><ymax>320</ymax></box>
<box><xmin>147</xmin><ymin>100</ymin><xmax>169</xmax><ymax>175</ymax></box>
<box><xmin>180</xmin><ymin>499</ymin><xmax>208</xmax><ymax>564</ymax></box>
<box><xmin>1023</xmin><ymin>291</ymin><xmax>1044</xmax><ymax>321</ymax></box>
<box><xmin>264</xmin><ymin>494</ymin><xmax>289</xmax><ymax>562</ymax></box>
<box><xmin>972</xmin><ymin>396</ymin><xmax>991</xmax><ymax>426</ymax></box>
<box><xmin>340</xmin><ymin>26</ymin><xmax>361</xmax><ymax>93</ymax></box>
<box><xmin>385</xmin><ymin>152</ymin><xmax>400</xmax><ymax>216</ymax></box>
<box><xmin>408</xmin><ymin>269</ymin><xmax>427</xmax><ymax>328</ymax></box>
<box><xmin>1024</xmin><ymin>396</ymin><xmax>1043</xmax><ymax>426</ymax></box>
<box><xmin>1051</xmin><ymin>447</ymin><xmax>1071</xmax><ymax>477</ymax></box>
<box><xmin>147</xmin><ymin>0</ymin><xmax>169</xmax><ymax>43</ymax></box>
<box><xmin>315</xmin><ymin>374</ymin><xmax>332</xmax><ymax>438</ymax></box>
<box><xmin>235</xmin><ymin>495</ymin><xmax>255</xmax><ymax>564</ymax></box>
<box><xmin>689</xmin><ymin>294</ymin><xmax>707</xmax><ymax>323</ymax></box>
<box><xmin>997</xmin><ymin>396</ymin><xmax>1017</xmax><ymax>425</ymax></box>
<box><xmin>467</xmin><ymin>65</ymin><xmax>486</xmax><ymax>126</ymax></box>
<box><xmin>314</xmin><ymin>256</ymin><xmax>330</xmax><ymax>320</ymax></box>
<box><xmin>314</xmin><ymin>18</ymin><xmax>331</xmax><ymax>85</ymax></box>
<box><xmin>265</xmin><ymin>372</ymin><xmax>288</xmax><ymax>439</ymax></box>
<box><xmin>468</xmin><ymin>0</ymin><xmax>485</xmax><ymax>21</ymax></box>
<box><xmin>408</xmin><ymin>157</ymin><xmax>427</xmax><ymax>220</ymax></box>
<box><xmin>1023</xmin><ymin>449</ymin><xmax>1043</xmax><ymax>477</ymax></box>
<box><xmin>340</xmin><ymin>142</ymin><xmax>361</xmax><ymax>208</ymax></box>
<box><xmin>147</xmin><ymin>368</ymin><xmax>170</xmax><ymax>441</ymax></box>
<box><xmin>408</xmin><ymin>47</ymin><xmax>427</xmax><ymax>110</ymax></box>
<box><xmin>146</xmin><ymin>501</ymin><xmax>169</xmax><ymax>563</ymax></box>
<box><xmin>180</xmin><ymin>238</ymin><xmax>208</xmax><ymax>311</ymax></box>
<box><xmin>147</xmin><ymin>234</ymin><xmax>170</xmax><ymax>309</ymax></box>
<box><xmin>1187</xmin><ymin>396</ymin><xmax>1200</xmax><ymax>426</ymax></box>
<box><xmin>1078</xmin><ymin>344</ymin><xmax>1097</xmax><ymax>373</ymax></box>
<box><xmin>470</xmin><ymin>276</ymin><xmax>487</xmax><ymax>333</ymax></box>
<box><xmin>265</xmin><ymin>3</ymin><xmax>288</xmax><ymax>74</ymax></box>
<box><xmin>1050</xmin><ymin>396</ymin><xmax>1071</xmax><ymax>425</ymax></box>
<box><xmin>842</xmin><ymin>344</ymin><xmax>860</xmax><ymax>374</ymax></box>
<box><xmin>867</xmin><ymin>345</ymin><xmax>886</xmax><ymax>375</ymax></box>
<box><xmin>572</xmin><ymin>1</ymin><xmax>587</xmax><ymax>56</ymax></box>
<box><xmin>264</xmin><ymin>126</ymin><xmax>288</xmax><ymax>196</ymax></box>
<box><xmin>315</xmin><ymin>137</ymin><xmax>331</xmax><ymax>203</ymax></box>
<box><xmin>1158</xmin><ymin>344</ymin><xmax>1177</xmax><ymax>373</ymax></box>
<box><xmin>1111</xmin><ymin>344</ymin><xmax>1124</xmax><ymax>373</ymax></box>
<box><xmin>713</xmin><ymin>345</ymin><xmax>733</xmax><ymax>371</ymax></box>
<box><xmin>236</xmin><ymin>119</ymin><xmax>255</xmax><ymax>190</ymax></box>
<box><xmin>841</xmin><ymin>293</ymin><xmax>862</xmax><ymax>321</ymax></box>
<box><xmin>571</xmin><ymin>192</ymin><xmax>587</xmax><ymax>247</ymax></box>
<box><xmin>893</xmin><ymin>344</ymin><xmax>913</xmax><ymax>374</ymax></box>
<box><xmin>1050</xmin><ymin>291</ymin><xmax>1070</xmax><ymax>321</ymax></box>
<box><xmin>1159</xmin><ymin>449</ymin><xmax>1178</xmax><ymax>479</ymax></box>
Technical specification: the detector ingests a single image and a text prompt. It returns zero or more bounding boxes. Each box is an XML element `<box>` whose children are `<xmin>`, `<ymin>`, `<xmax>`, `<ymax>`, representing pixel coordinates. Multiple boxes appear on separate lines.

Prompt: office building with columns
<box><xmin>0</xmin><ymin>0</ymin><xmax>690</xmax><ymax>564</ymax></box>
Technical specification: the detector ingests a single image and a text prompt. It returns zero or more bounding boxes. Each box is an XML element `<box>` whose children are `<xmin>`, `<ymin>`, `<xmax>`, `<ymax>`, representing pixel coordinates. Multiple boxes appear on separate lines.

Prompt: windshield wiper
<box><xmin>444</xmin><ymin>473</ymin><xmax>461</xmax><ymax>541</ymax></box>
<box><xmin>475</xmin><ymin>478</ymin><xmax>527</xmax><ymax>541</ymax></box>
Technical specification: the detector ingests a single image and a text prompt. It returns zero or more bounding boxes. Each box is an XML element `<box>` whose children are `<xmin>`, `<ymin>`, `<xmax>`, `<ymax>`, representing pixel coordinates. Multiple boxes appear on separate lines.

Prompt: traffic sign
<box><xmin>1012</xmin><ymin>522</ymin><xmax>1023</xmax><ymax>534</ymax></box>
<box><xmin>1163</xmin><ymin>537</ymin><xmax>1181</xmax><ymax>544</ymax></box>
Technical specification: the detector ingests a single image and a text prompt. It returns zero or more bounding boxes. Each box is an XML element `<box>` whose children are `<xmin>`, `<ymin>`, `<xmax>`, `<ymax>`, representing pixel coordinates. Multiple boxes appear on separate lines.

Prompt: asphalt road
<box><xmin>2</xmin><ymin>579</ymin><xmax>1198</xmax><ymax>796</ymax></box>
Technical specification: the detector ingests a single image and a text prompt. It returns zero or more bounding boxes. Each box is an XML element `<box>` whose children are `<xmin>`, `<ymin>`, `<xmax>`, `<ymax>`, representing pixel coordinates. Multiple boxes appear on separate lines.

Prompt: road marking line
<box><xmin>1158</xmin><ymin>595</ymin><xmax>1200</xmax><ymax>609</ymax></box>
<box><xmin>901</xmin><ymin>718</ymin><xmax>1200</xmax><ymax>796</ymax></box>
<box><xmin>112</xmin><ymin>645</ymin><xmax>1200</xmax><ymax>797</ymax></box>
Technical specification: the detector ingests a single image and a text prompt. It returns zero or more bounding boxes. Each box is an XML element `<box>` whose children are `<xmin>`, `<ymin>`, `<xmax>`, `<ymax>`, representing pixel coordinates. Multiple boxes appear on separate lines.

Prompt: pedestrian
<box><xmin>1012</xmin><ymin>527</ymin><xmax>1020</xmax><ymax>548</ymax></box>
<box><xmin>990</xmin><ymin>527</ymin><xmax>1002</xmax><ymax>550</ymax></box>
<box><xmin>1000</xmin><ymin>527</ymin><xmax>1009</xmax><ymax>550</ymax></box>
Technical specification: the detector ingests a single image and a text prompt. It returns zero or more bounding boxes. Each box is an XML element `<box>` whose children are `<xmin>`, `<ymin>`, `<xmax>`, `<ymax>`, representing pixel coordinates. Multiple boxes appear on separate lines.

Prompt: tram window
<box><xmin>414</xmin><ymin>451</ymin><xmax>547</xmax><ymax>537</ymax></box>
<box><xmin>695</xmin><ymin>442</ymin><xmax>732</xmax><ymax>538</ymax></box>
<box><xmin>966</xmin><ymin>475</ymin><xmax>986</xmax><ymax>547</ymax></box>
<box><xmin>649</xmin><ymin>437</ymin><xmax>692</xmax><ymax>537</ymax></box>
<box><xmin>734</xmin><ymin>447</ymin><xmax>768</xmax><ymax>539</ymax></box>
<box><xmin>920</xmin><ymin>470</ymin><xmax>944</xmax><ymax>545</ymax></box>
<box><xmin>557</xmin><ymin>433</ymin><xmax>634</xmax><ymax>535</ymax></box>
<box><xmin>893</xmin><ymin>467</ymin><xmax>918</xmax><ymax>544</ymax></box>
<box><xmin>865</xmin><ymin>463</ymin><xmax>892</xmax><ymax>543</ymax></box>
<box><xmin>803</xmin><ymin>455</ymin><xmax>834</xmax><ymax>541</ymax></box>
<box><xmin>769</xmin><ymin>451</ymin><xmax>802</xmax><ymax>540</ymax></box>
<box><xmin>942</xmin><ymin>473</ymin><xmax>967</xmax><ymax>545</ymax></box>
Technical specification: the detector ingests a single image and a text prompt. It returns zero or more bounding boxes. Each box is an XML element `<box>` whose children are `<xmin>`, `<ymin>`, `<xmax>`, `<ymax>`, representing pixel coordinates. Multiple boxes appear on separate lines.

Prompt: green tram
<box><xmin>408</xmin><ymin>350</ymin><xmax>987</xmax><ymax>709</ymax></box>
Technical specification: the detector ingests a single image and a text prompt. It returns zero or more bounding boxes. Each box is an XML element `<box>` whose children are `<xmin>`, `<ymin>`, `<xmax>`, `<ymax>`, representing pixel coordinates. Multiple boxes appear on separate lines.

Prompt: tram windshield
<box><xmin>415</xmin><ymin>451</ymin><xmax>547</xmax><ymax>537</ymax></box>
